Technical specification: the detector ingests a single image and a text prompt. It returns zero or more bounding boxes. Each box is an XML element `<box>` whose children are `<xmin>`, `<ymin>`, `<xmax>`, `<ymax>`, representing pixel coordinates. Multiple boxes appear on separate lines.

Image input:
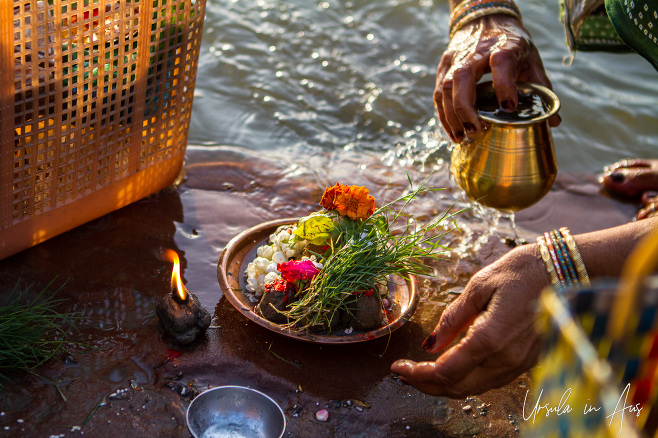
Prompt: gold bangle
<box><xmin>450</xmin><ymin>0</ymin><xmax>519</xmax><ymax>21</ymax></box>
<box><xmin>449</xmin><ymin>0</ymin><xmax>475</xmax><ymax>21</ymax></box>
<box><xmin>559</xmin><ymin>227</ymin><xmax>591</xmax><ymax>287</ymax></box>
<box><xmin>550</xmin><ymin>229</ymin><xmax>579</xmax><ymax>286</ymax></box>
<box><xmin>449</xmin><ymin>0</ymin><xmax>522</xmax><ymax>39</ymax></box>
<box><xmin>537</xmin><ymin>236</ymin><xmax>562</xmax><ymax>288</ymax></box>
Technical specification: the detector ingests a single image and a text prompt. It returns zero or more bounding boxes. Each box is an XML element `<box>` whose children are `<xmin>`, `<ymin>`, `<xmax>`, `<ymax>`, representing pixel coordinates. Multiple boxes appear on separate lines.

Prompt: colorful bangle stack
<box><xmin>536</xmin><ymin>227</ymin><xmax>591</xmax><ymax>290</ymax></box>
<box><xmin>449</xmin><ymin>0</ymin><xmax>523</xmax><ymax>39</ymax></box>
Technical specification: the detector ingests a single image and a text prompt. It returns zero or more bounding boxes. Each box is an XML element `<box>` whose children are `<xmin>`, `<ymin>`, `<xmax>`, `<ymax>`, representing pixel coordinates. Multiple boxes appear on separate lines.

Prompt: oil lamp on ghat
<box><xmin>156</xmin><ymin>249</ymin><xmax>211</xmax><ymax>345</ymax></box>
<box><xmin>450</xmin><ymin>81</ymin><xmax>561</xmax><ymax>213</ymax></box>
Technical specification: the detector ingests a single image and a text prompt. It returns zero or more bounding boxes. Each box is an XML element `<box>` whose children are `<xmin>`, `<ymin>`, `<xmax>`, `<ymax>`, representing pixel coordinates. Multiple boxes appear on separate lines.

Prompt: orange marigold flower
<box><xmin>334</xmin><ymin>185</ymin><xmax>375</xmax><ymax>220</ymax></box>
<box><xmin>320</xmin><ymin>182</ymin><xmax>349</xmax><ymax>211</ymax></box>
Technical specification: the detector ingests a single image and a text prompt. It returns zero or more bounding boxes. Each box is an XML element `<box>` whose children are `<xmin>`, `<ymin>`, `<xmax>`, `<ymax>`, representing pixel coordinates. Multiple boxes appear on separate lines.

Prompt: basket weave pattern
<box><xmin>1</xmin><ymin>0</ymin><xmax>206</xmax><ymax>259</ymax></box>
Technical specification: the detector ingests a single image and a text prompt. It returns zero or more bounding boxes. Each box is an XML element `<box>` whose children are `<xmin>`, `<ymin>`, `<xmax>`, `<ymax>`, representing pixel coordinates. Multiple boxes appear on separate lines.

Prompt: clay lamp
<box><xmin>156</xmin><ymin>249</ymin><xmax>210</xmax><ymax>345</ymax></box>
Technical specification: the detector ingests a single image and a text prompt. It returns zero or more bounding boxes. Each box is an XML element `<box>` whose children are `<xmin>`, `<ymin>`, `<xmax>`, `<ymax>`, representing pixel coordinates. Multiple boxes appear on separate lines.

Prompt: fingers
<box><xmin>490</xmin><ymin>41</ymin><xmax>563</xmax><ymax>130</ymax></box>
<box><xmin>604</xmin><ymin>158</ymin><xmax>652</xmax><ymax>172</ymax></box>
<box><xmin>435</xmin><ymin>53</ymin><xmax>461</xmax><ymax>142</ymax></box>
<box><xmin>522</xmin><ymin>50</ymin><xmax>562</xmax><ymax>127</ymax></box>
<box><xmin>424</xmin><ymin>281</ymin><xmax>494</xmax><ymax>354</ymax></box>
<box><xmin>601</xmin><ymin>165</ymin><xmax>658</xmax><ymax>198</ymax></box>
<box><xmin>434</xmin><ymin>82</ymin><xmax>451</xmax><ymax>141</ymax></box>
<box><xmin>637</xmin><ymin>203</ymin><xmax>657</xmax><ymax>220</ymax></box>
<box><xmin>547</xmin><ymin>113</ymin><xmax>562</xmax><ymax>128</ymax></box>
<box><xmin>391</xmin><ymin>330</ymin><xmax>542</xmax><ymax>398</ymax></box>
<box><xmin>637</xmin><ymin>193</ymin><xmax>658</xmax><ymax>220</ymax></box>
<box><xmin>442</xmin><ymin>81</ymin><xmax>466</xmax><ymax>143</ymax></box>
<box><xmin>442</xmin><ymin>333</ymin><xmax>542</xmax><ymax>398</ymax></box>
<box><xmin>490</xmin><ymin>49</ymin><xmax>520</xmax><ymax>112</ymax></box>
<box><xmin>391</xmin><ymin>359</ymin><xmax>448</xmax><ymax>395</ymax></box>
<box><xmin>435</xmin><ymin>25</ymin><xmax>491</xmax><ymax>141</ymax></box>
<box><xmin>641</xmin><ymin>191</ymin><xmax>658</xmax><ymax>205</ymax></box>
<box><xmin>522</xmin><ymin>48</ymin><xmax>553</xmax><ymax>90</ymax></box>
<box><xmin>451</xmin><ymin>68</ymin><xmax>482</xmax><ymax>135</ymax></box>
<box><xmin>391</xmin><ymin>342</ymin><xmax>485</xmax><ymax>398</ymax></box>
<box><xmin>436</xmin><ymin>50</ymin><xmax>481</xmax><ymax>142</ymax></box>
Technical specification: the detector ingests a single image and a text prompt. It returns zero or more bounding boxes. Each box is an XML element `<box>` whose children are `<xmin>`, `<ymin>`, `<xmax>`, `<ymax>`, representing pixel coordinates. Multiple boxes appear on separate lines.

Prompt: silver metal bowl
<box><xmin>186</xmin><ymin>386</ymin><xmax>286</xmax><ymax>438</ymax></box>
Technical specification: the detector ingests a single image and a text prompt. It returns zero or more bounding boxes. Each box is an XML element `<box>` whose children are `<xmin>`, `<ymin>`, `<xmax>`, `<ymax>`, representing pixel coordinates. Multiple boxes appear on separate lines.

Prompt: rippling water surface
<box><xmin>190</xmin><ymin>0</ymin><xmax>658</xmax><ymax>174</ymax></box>
<box><xmin>175</xmin><ymin>0</ymin><xmax>658</xmax><ymax>308</ymax></box>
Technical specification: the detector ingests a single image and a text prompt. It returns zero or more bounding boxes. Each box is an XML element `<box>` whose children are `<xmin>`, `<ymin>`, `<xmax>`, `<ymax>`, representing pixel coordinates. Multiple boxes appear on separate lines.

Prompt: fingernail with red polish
<box><xmin>610</xmin><ymin>172</ymin><xmax>625</xmax><ymax>183</ymax></box>
<box><xmin>502</xmin><ymin>100</ymin><xmax>515</xmax><ymax>112</ymax></box>
<box><xmin>422</xmin><ymin>333</ymin><xmax>436</xmax><ymax>351</ymax></box>
<box><xmin>464</xmin><ymin>123</ymin><xmax>476</xmax><ymax>135</ymax></box>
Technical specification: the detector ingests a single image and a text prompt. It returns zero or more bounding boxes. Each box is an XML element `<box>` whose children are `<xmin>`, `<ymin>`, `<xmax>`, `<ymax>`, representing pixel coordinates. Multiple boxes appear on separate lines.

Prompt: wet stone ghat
<box><xmin>0</xmin><ymin>152</ymin><xmax>639</xmax><ymax>437</ymax></box>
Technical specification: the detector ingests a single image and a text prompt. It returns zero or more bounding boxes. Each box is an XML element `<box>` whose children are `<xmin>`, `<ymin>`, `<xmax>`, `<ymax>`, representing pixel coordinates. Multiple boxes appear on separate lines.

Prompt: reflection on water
<box><xmin>186</xmin><ymin>0</ymin><xmax>657</xmax><ymax>293</ymax></box>
<box><xmin>191</xmin><ymin>0</ymin><xmax>657</xmax><ymax>177</ymax></box>
<box><xmin>192</xmin><ymin>0</ymin><xmax>444</xmax><ymax>156</ymax></box>
<box><xmin>73</xmin><ymin>288</ymin><xmax>154</xmax><ymax>332</ymax></box>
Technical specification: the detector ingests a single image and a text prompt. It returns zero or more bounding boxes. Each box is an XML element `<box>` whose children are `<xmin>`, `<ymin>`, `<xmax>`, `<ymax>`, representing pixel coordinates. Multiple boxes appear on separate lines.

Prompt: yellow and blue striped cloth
<box><xmin>526</xmin><ymin>281</ymin><xmax>658</xmax><ymax>437</ymax></box>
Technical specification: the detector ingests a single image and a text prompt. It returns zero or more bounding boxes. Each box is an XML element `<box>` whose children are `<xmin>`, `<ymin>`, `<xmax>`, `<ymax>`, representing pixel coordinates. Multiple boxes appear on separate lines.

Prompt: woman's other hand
<box><xmin>600</xmin><ymin>159</ymin><xmax>658</xmax><ymax>199</ymax></box>
<box><xmin>391</xmin><ymin>242</ymin><xmax>549</xmax><ymax>398</ymax></box>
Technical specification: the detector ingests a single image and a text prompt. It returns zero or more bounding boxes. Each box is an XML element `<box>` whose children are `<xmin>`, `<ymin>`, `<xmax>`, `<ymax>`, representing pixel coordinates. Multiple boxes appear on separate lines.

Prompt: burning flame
<box><xmin>163</xmin><ymin>249</ymin><xmax>188</xmax><ymax>301</ymax></box>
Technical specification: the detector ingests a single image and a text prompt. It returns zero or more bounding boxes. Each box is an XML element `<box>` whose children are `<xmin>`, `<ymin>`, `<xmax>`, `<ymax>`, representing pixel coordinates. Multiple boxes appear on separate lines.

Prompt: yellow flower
<box><xmin>334</xmin><ymin>185</ymin><xmax>375</xmax><ymax>220</ymax></box>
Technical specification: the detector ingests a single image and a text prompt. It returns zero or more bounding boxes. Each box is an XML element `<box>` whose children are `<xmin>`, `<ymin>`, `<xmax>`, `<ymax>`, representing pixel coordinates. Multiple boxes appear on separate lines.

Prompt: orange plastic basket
<box><xmin>0</xmin><ymin>0</ymin><xmax>206</xmax><ymax>260</ymax></box>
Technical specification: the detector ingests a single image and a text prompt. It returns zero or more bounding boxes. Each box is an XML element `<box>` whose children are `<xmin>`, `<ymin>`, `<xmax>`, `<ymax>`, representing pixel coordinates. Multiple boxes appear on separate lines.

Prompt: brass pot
<box><xmin>450</xmin><ymin>81</ymin><xmax>560</xmax><ymax>213</ymax></box>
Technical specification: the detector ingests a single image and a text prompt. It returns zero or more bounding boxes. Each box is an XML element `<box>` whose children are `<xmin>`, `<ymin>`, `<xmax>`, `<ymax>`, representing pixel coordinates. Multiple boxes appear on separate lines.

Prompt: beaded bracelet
<box><xmin>536</xmin><ymin>227</ymin><xmax>590</xmax><ymax>290</ymax></box>
<box><xmin>449</xmin><ymin>0</ymin><xmax>522</xmax><ymax>39</ymax></box>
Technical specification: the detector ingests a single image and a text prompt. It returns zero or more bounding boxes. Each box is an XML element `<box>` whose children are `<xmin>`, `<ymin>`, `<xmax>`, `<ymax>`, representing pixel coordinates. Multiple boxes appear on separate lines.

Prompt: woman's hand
<box><xmin>600</xmin><ymin>158</ymin><xmax>658</xmax><ymax>199</ymax></box>
<box><xmin>391</xmin><ymin>243</ymin><xmax>550</xmax><ymax>398</ymax></box>
<box><xmin>436</xmin><ymin>14</ymin><xmax>560</xmax><ymax>143</ymax></box>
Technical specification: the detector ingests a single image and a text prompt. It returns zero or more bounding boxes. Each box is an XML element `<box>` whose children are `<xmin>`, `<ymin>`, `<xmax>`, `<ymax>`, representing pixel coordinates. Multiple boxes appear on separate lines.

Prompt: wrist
<box><xmin>525</xmin><ymin>242</ymin><xmax>554</xmax><ymax>295</ymax></box>
<box><xmin>503</xmin><ymin>242</ymin><xmax>553</xmax><ymax>297</ymax></box>
<box><xmin>535</xmin><ymin>228</ymin><xmax>591</xmax><ymax>291</ymax></box>
<box><xmin>449</xmin><ymin>0</ymin><xmax>522</xmax><ymax>39</ymax></box>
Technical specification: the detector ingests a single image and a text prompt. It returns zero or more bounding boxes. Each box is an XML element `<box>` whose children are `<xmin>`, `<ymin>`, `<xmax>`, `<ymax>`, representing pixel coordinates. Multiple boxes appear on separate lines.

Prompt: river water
<box><xmin>180</xmin><ymin>0</ymin><xmax>658</xmax><ymax>308</ymax></box>
<box><xmin>190</xmin><ymin>0</ymin><xmax>658</xmax><ymax>174</ymax></box>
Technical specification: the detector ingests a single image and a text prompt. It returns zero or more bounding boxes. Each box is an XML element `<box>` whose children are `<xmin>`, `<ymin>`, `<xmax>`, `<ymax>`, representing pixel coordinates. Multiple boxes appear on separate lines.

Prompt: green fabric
<box><xmin>576</xmin><ymin>12</ymin><xmax>629</xmax><ymax>50</ymax></box>
<box><xmin>605</xmin><ymin>0</ymin><xmax>658</xmax><ymax>71</ymax></box>
<box><xmin>560</xmin><ymin>0</ymin><xmax>631</xmax><ymax>52</ymax></box>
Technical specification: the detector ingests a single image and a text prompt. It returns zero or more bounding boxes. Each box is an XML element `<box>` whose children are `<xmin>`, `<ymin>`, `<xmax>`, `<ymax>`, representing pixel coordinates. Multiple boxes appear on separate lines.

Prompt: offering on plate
<box><xmin>243</xmin><ymin>179</ymin><xmax>452</xmax><ymax>333</ymax></box>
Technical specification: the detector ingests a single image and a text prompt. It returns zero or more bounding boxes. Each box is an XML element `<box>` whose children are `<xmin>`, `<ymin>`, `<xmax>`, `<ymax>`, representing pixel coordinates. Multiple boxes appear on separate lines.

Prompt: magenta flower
<box><xmin>277</xmin><ymin>260</ymin><xmax>320</xmax><ymax>283</ymax></box>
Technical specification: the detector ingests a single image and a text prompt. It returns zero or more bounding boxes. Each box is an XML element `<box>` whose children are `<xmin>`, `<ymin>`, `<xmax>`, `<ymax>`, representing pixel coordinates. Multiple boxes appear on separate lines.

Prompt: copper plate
<box><xmin>217</xmin><ymin>218</ymin><xmax>420</xmax><ymax>344</ymax></box>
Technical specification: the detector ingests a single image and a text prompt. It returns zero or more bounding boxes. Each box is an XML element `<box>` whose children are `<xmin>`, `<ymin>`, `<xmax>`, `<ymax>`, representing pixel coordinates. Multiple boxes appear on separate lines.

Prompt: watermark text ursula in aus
<box><xmin>523</xmin><ymin>383</ymin><xmax>642</xmax><ymax>434</ymax></box>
